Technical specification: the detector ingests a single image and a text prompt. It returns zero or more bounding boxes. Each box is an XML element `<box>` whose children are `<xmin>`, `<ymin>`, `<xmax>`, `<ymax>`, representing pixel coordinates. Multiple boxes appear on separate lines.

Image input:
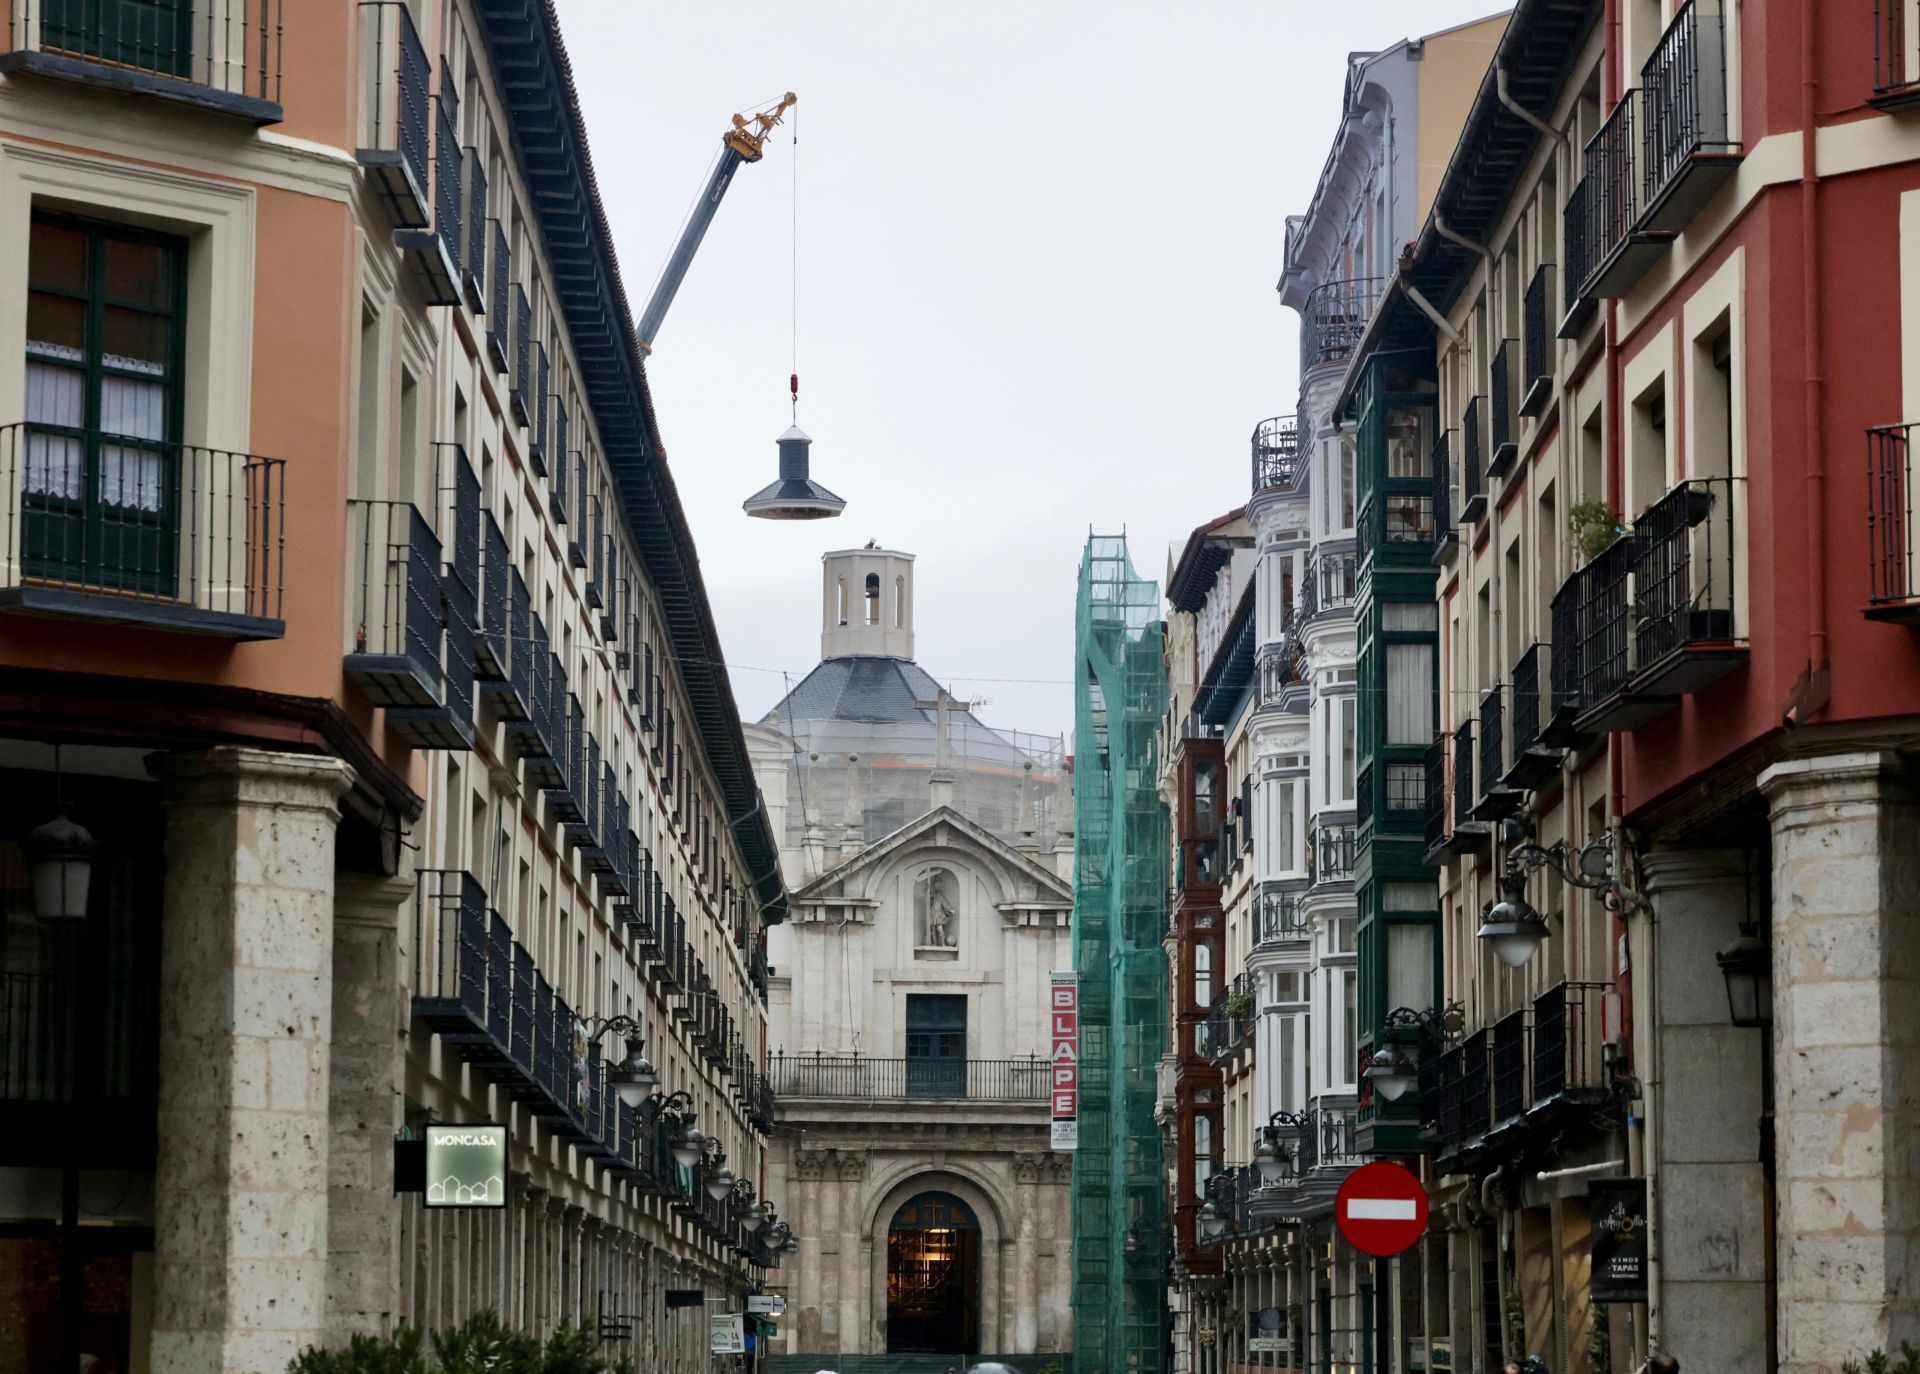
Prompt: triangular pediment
<box><xmin>794</xmin><ymin>804</ymin><xmax>1071</xmax><ymax>906</ymax></box>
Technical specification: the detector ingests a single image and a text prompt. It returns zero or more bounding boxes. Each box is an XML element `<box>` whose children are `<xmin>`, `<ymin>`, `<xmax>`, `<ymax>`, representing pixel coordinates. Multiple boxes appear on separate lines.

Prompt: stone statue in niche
<box><xmin>919</xmin><ymin>867</ymin><xmax>959</xmax><ymax>948</ymax></box>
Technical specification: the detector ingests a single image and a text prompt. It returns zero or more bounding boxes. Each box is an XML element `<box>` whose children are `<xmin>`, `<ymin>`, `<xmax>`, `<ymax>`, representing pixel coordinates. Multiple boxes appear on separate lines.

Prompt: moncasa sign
<box><xmin>1050</xmin><ymin>972</ymin><xmax>1079</xmax><ymax>1151</ymax></box>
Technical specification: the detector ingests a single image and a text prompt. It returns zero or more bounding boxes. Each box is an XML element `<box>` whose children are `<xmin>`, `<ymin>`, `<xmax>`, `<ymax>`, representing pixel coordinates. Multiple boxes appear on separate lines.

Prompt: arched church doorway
<box><xmin>885</xmin><ymin>1190</ymin><xmax>980</xmax><ymax>1354</ymax></box>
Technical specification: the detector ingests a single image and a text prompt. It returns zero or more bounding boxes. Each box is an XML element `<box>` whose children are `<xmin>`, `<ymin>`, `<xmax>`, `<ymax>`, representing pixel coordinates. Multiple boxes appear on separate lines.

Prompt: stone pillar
<box><xmin>147</xmin><ymin>747</ymin><xmax>355</xmax><ymax>1374</ymax></box>
<box><xmin>832</xmin><ymin>1152</ymin><xmax>865</xmax><ymax>1353</ymax></box>
<box><xmin>326</xmin><ymin>871</ymin><xmax>413</xmax><ymax>1343</ymax></box>
<box><xmin>1760</xmin><ymin>753</ymin><xmax>1920</xmax><ymax>1372</ymax></box>
<box><xmin>1637</xmin><ymin>850</ymin><xmax>1768</xmax><ymax>1372</ymax></box>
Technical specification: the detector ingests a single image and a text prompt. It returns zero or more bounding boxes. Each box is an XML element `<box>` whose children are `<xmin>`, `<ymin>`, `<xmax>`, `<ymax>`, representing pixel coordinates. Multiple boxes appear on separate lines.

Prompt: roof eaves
<box><xmin>475</xmin><ymin>0</ymin><xmax>788</xmax><ymax>922</ymax></box>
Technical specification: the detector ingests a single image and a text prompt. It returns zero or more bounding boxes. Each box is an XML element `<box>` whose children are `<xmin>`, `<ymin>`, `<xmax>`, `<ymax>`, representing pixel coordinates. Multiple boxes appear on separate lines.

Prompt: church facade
<box><xmin>743</xmin><ymin>547</ymin><xmax>1076</xmax><ymax>1366</ymax></box>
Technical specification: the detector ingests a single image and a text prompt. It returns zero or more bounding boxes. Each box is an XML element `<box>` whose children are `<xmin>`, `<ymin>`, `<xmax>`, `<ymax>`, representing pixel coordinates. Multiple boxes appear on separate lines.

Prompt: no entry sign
<box><xmin>1335</xmin><ymin>1161</ymin><xmax>1429</xmax><ymax>1257</ymax></box>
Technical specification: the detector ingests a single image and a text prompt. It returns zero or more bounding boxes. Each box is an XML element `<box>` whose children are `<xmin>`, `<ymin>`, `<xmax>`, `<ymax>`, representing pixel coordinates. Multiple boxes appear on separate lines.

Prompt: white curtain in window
<box><xmin>1387</xmin><ymin>923</ymin><xmax>1436</xmax><ymax>1013</ymax></box>
<box><xmin>1386</xmin><ymin>643</ymin><xmax>1434</xmax><ymax>745</ymax></box>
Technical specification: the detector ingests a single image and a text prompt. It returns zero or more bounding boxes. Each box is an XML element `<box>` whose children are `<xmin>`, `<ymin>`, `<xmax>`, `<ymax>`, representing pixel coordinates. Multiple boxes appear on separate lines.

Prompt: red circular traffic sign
<box><xmin>1335</xmin><ymin>1161</ymin><xmax>1429</xmax><ymax>1257</ymax></box>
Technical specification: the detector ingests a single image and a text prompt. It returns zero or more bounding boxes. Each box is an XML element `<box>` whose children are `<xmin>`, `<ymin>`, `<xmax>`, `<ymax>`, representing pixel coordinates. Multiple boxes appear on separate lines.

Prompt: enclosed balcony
<box><xmin>1251</xmin><ymin>415</ymin><xmax>1300</xmax><ymax>493</ymax></box>
<box><xmin>1256</xmin><ymin>637</ymin><xmax>1306</xmax><ymax>714</ymax></box>
<box><xmin>0</xmin><ymin>421</ymin><xmax>285</xmax><ymax>639</ymax></box>
<box><xmin>1301</xmin><ymin>277</ymin><xmax>1383</xmax><ymax>370</ymax></box>
<box><xmin>1301</xmin><ymin>549</ymin><xmax>1356</xmax><ymax>623</ymax></box>
<box><xmin>1867</xmin><ymin>422</ymin><xmax>1920</xmax><ymax>622</ymax></box>
<box><xmin>0</xmin><ymin>0</ymin><xmax>283</xmax><ymax>122</ymax></box>
<box><xmin>1640</xmin><ymin>0</ymin><xmax>1739</xmax><ymax>232</ymax></box>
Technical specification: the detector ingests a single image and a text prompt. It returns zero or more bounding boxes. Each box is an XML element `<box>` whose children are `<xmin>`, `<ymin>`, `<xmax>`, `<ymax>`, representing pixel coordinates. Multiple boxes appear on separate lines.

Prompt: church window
<box><xmin>865</xmin><ymin>572</ymin><xmax>880</xmax><ymax>625</ymax></box>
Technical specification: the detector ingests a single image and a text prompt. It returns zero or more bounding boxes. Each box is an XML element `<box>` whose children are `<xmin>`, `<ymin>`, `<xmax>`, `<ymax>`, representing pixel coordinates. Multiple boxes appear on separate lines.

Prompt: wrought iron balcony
<box><xmin>1313</xmin><ymin>822</ymin><xmax>1356</xmax><ymax>885</ymax></box>
<box><xmin>1253</xmin><ymin>883</ymin><xmax>1309</xmax><ymax>948</ymax></box>
<box><xmin>1431</xmin><ymin>431</ymin><xmax>1457</xmax><ymax>557</ymax></box>
<box><xmin>1252</xmin><ymin>415</ymin><xmax>1300</xmax><ymax>493</ymax></box>
<box><xmin>767</xmin><ymin>1052</ymin><xmax>1050</xmax><ymax>1102</ymax></box>
<box><xmin>1471</xmin><ymin>686</ymin><xmax>1521</xmax><ymax>822</ymax></box>
<box><xmin>487</xmin><ymin>219</ymin><xmax>511</xmax><ymax>375</ymax></box>
<box><xmin>1</xmin><ymin>0</ymin><xmax>282</xmax><ymax>122</ymax></box>
<box><xmin>1876</xmin><ymin>0</ymin><xmax>1920</xmax><ymax>106</ymax></box>
<box><xmin>357</xmin><ymin>3</ymin><xmax>430</xmax><ymax>228</ymax></box>
<box><xmin>0</xmin><ymin>421</ymin><xmax>285</xmax><ymax>639</ymax></box>
<box><xmin>1458</xmin><ymin>1028</ymin><xmax>1490</xmax><ymax>1148</ymax></box>
<box><xmin>1422</xmin><ymin>736</ymin><xmax>1446</xmax><ymax>854</ymax></box>
<box><xmin>1301</xmin><ymin>277</ymin><xmax>1383</xmax><ymax>369</ymax></box>
<box><xmin>1461</xmin><ymin>398</ymin><xmax>1487</xmax><ymax>521</ymax></box>
<box><xmin>1867</xmin><ymin>423</ymin><xmax>1920</xmax><ymax>621</ymax></box>
<box><xmin>1503</xmin><ymin>643</ymin><xmax>1564</xmax><ymax>790</ymax></box>
<box><xmin>1451</xmin><ymin>723</ymin><xmax>1474</xmax><ymax>834</ymax></box>
<box><xmin>1531</xmin><ymin>980</ymin><xmax>1615</xmax><ymax>1108</ymax></box>
<box><xmin>1640</xmin><ymin>0</ymin><xmax>1738</xmax><ymax>230</ymax></box>
<box><xmin>511</xmin><ymin>284</ymin><xmax>533</xmax><ymax>428</ymax></box>
<box><xmin>1561</xmin><ymin>175</ymin><xmax>1598</xmax><ymax>336</ymax></box>
<box><xmin>1488</xmin><ymin>343</ymin><xmax>1518</xmax><ymax>479</ymax></box>
<box><xmin>1581</xmin><ymin>90</ymin><xmax>1671</xmax><ymax>298</ymax></box>
<box><xmin>1521</xmin><ymin>265</ymin><xmax>1555</xmax><ymax>417</ymax></box>
<box><xmin>1302</xmin><ymin>549</ymin><xmax>1356</xmax><ymax>622</ymax></box>
<box><xmin>1257</xmin><ymin>636</ymin><xmax>1306</xmax><ymax>713</ymax></box>
<box><xmin>345</xmin><ymin>499</ymin><xmax>471</xmax><ymax>749</ymax></box>
<box><xmin>462</xmin><ymin>151</ymin><xmax>488</xmax><ymax>312</ymax></box>
<box><xmin>1490</xmin><ymin>1006</ymin><xmax>1528</xmax><ymax>1131</ymax></box>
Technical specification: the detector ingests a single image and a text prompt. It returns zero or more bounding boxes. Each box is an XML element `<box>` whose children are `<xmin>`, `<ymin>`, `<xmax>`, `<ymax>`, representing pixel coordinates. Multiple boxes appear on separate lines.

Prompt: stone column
<box><xmin>1760</xmin><ymin>753</ymin><xmax>1920</xmax><ymax>1372</ymax></box>
<box><xmin>326</xmin><ymin>871</ymin><xmax>413</xmax><ymax>1343</ymax></box>
<box><xmin>1637</xmin><ymin>850</ymin><xmax>1768</xmax><ymax>1371</ymax></box>
<box><xmin>147</xmin><ymin>747</ymin><xmax>355</xmax><ymax>1374</ymax></box>
<box><xmin>832</xmin><ymin>1152</ymin><xmax>865</xmax><ymax>1353</ymax></box>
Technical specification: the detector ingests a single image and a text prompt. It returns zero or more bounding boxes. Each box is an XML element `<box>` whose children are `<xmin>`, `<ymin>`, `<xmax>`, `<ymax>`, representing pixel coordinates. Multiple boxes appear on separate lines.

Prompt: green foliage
<box><xmin>288</xmin><ymin>1329</ymin><xmax>427</xmax><ymax>1374</ymax></box>
<box><xmin>1035</xmin><ymin>1364</ymin><xmax>1067</xmax><ymax>1374</ymax></box>
<box><xmin>1843</xmin><ymin>1343</ymin><xmax>1920</xmax><ymax>1374</ymax></box>
<box><xmin>1220</xmin><ymin>986</ymin><xmax>1255</xmax><ymax>1019</ymax></box>
<box><xmin>1568</xmin><ymin>499</ymin><xmax>1624</xmax><ymax>564</ymax></box>
<box><xmin>289</xmin><ymin>1313</ymin><xmax>610</xmax><ymax>1374</ymax></box>
<box><xmin>1584</xmin><ymin>1300</ymin><xmax>1610</xmax><ymax>1372</ymax></box>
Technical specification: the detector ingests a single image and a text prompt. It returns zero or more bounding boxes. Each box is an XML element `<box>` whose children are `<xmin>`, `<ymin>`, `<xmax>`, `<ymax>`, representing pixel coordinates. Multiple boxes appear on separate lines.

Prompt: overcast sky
<box><xmin>563</xmin><ymin>1</ymin><xmax>1507</xmax><ymax>742</ymax></box>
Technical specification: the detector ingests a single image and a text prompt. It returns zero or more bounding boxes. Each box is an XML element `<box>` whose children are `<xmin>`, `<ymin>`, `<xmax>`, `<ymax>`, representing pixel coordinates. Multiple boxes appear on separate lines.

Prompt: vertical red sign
<box><xmin>1050</xmin><ymin>972</ymin><xmax>1079</xmax><ymax>1151</ymax></box>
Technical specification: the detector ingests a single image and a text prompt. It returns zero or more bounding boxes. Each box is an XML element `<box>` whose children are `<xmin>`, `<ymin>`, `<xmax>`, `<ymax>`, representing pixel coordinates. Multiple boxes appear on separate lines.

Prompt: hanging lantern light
<box><xmin>1717</xmin><ymin>924</ymin><xmax>1773</xmax><ymax>1028</ymax></box>
<box><xmin>671</xmin><ymin>1120</ymin><xmax>706</xmax><ymax>1171</ymax></box>
<box><xmin>28</xmin><ymin>746</ymin><xmax>93</xmax><ymax>923</ymax></box>
<box><xmin>608</xmin><ymin>1035</ymin><xmax>659</xmax><ymax>1109</ymax></box>
<box><xmin>1477</xmin><ymin>870</ymin><xmax>1549</xmax><ymax>968</ymax></box>
<box><xmin>1364</xmin><ymin>1047</ymin><xmax>1418</xmax><ymax>1102</ymax></box>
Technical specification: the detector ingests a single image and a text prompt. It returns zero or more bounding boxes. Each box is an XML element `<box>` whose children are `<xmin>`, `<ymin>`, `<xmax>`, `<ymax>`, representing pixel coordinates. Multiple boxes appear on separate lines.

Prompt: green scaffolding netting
<box><xmin>1070</xmin><ymin>534</ymin><xmax>1169</xmax><ymax>1373</ymax></box>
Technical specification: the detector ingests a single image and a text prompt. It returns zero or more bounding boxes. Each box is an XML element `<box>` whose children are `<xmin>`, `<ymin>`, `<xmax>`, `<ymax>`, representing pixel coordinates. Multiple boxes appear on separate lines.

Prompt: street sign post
<box><xmin>1334</xmin><ymin>1160</ymin><xmax>1429</xmax><ymax>1257</ymax></box>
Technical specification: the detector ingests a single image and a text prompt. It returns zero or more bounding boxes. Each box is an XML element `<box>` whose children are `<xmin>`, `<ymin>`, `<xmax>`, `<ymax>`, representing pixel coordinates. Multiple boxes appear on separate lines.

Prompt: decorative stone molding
<box><xmin>1040</xmin><ymin>1153</ymin><xmax>1073</xmax><ymax>1185</ymax></box>
<box><xmin>1011</xmin><ymin>1154</ymin><xmax>1042</xmax><ymax>1184</ymax></box>
<box><xmin>832</xmin><ymin>1150</ymin><xmax>868</xmax><ymax>1180</ymax></box>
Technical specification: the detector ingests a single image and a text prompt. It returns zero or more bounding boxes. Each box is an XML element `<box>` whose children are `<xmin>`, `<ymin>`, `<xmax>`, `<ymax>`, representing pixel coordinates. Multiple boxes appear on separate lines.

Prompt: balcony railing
<box><xmin>1461</xmin><ymin>397</ymin><xmax>1487</xmax><ymax>521</ymax></box>
<box><xmin>1257</xmin><ymin>637</ymin><xmax>1305</xmax><ymax>711</ymax></box>
<box><xmin>1877</xmin><ymin>0</ymin><xmax>1920</xmax><ymax>100</ymax></box>
<box><xmin>1562</xmin><ymin>174</ymin><xmax>1597</xmax><ymax>329</ymax></box>
<box><xmin>1302</xmin><ymin>277</ymin><xmax>1383</xmax><ymax>369</ymax></box>
<box><xmin>1868</xmin><ymin>423</ymin><xmax>1918</xmax><ymax>615</ymax></box>
<box><xmin>1531</xmin><ymin>981</ymin><xmax>1613</xmax><ymax>1103</ymax></box>
<box><xmin>1640</xmin><ymin>0</ymin><xmax>1735</xmax><ymax>227</ymax></box>
<box><xmin>0</xmin><ymin>970</ymin><xmax>155</xmax><ymax>1103</ymax></box>
<box><xmin>766</xmin><ymin>1052</ymin><xmax>1050</xmax><ymax>1102</ymax></box>
<box><xmin>1478</xmin><ymin>687</ymin><xmax>1506</xmax><ymax>801</ymax></box>
<box><xmin>1254</xmin><ymin>884</ymin><xmax>1309</xmax><ymax>946</ymax></box>
<box><xmin>1521</xmin><ymin>265</ymin><xmax>1555</xmax><ymax>416</ymax></box>
<box><xmin>1423</xmin><ymin>737</ymin><xmax>1446</xmax><ymax>850</ymax></box>
<box><xmin>0</xmin><ymin>421</ymin><xmax>285</xmax><ymax>639</ymax></box>
<box><xmin>1452</xmin><ymin>724</ymin><xmax>1474</xmax><ymax>830</ymax></box>
<box><xmin>1511</xmin><ymin>644</ymin><xmax>1543</xmax><ymax>756</ymax></box>
<box><xmin>1489</xmin><ymin>343</ymin><xmax>1518</xmax><ymax>478</ymax></box>
<box><xmin>1313</xmin><ymin>822</ymin><xmax>1356</xmax><ymax>884</ymax></box>
<box><xmin>1432</xmin><ymin>431</ymin><xmax>1455</xmax><ymax>548</ymax></box>
<box><xmin>357</xmin><ymin>2</ymin><xmax>430</xmax><ymax>228</ymax></box>
<box><xmin>487</xmin><ymin>219</ymin><xmax>510</xmax><ymax>374</ymax></box>
<box><xmin>1632</xmin><ymin>476</ymin><xmax>1742</xmax><ymax>674</ymax></box>
<box><xmin>1458</xmin><ymin>1029</ymin><xmax>1490</xmax><ymax>1145</ymax></box>
<box><xmin>1303</xmin><ymin>550</ymin><xmax>1356</xmax><ymax>621</ymax></box>
<box><xmin>1252</xmin><ymin>415</ymin><xmax>1300</xmax><ymax>493</ymax></box>
<box><xmin>2</xmin><ymin>0</ymin><xmax>283</xmax><ymax>122</ymax></box>
<box><xmin>1580</xmin><ymin>90</ymin><xmax>1673</xmax><ymax>298</ymax></box>
<box><xmin>345</xmin><ymin>499</ymin><xmax>474</xmax><ymax>749</ymax></box>
<box><xmin>1490</xmin><ymin>1006</ymin><xmax>1528</xmax><ymax>1127</ymax></box>
<box><xmin>1557</xmin><ymin>532</ymin><xmax>1638</xmax><ymax>714</ymax></box>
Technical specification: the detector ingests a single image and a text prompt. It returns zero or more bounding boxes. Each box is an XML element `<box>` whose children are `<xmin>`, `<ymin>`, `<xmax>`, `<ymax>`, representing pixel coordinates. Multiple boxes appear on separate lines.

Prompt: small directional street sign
<box><xmin>1335</xmin><ymin>1160</ymin><xmax>1429</xmax><ymax>1257</ymax></box>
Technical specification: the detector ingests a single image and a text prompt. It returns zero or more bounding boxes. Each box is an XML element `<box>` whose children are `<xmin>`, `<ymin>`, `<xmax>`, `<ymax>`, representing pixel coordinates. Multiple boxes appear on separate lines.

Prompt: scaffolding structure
<box><xmin>1070</xmin><ymin>534</ymin><xmax>1170</xmax><ymax>1372</ymax></box>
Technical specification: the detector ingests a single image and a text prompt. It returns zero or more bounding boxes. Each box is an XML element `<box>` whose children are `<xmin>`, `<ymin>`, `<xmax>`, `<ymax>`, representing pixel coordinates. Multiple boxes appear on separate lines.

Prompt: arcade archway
<box><xmin>885</xmin><ymin>1190</ymin><xmax>980</xmax><ymax>1354</ymax></box>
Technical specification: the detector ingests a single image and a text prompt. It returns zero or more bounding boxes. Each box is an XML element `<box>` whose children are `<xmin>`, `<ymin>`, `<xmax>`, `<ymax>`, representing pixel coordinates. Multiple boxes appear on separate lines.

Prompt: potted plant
<box><xmin>1221</xmin><ymin>985</ymin><xmax>1255</xmax><ymax>1020</ymax></box>
<box><xmin>1567</xmin><ymin>499</ymin><xmax>1624</xmax><ymax>563</ymax></box>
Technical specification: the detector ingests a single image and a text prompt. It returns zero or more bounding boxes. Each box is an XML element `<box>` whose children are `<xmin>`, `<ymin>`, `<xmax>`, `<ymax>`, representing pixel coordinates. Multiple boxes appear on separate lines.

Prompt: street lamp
<box><xmin>27</xmin><ymin>746</ymin><xmax>93</xmax><ymax>924</ymax></box>
<box><xmin>1196</xmin><ymin>1200</ymin><xmax>1228</xmax><ymax>1241</ymax></box>
<box><xmin>1363</xmin><ymin>1047</ymin><xmax>1417</xmax><ymax>1102</ymax></box>
<box><xmin>1478</xmin><ymin>818</ymin><xmax>1617</xmax><ymax>968</ymax></box>
<box><xmin>704</xmin><ymin>1148</ymin><xmax>737</xmax><ymax>1201</ymax></box>
<box><xmin>1364</xmin><ymin>1004</ymin><xmax>1464</xmax><ymax>1102</ymax></box>
<box><xmin>577</xmin><ymin>1016</ymin><xmax>660</xmax><ymax>1109</ymax></box>
<box><xmin>1253</xmin><ymin>1111</ymin><xmax>1306</xmax><ymax>1187</ymax></box>
<box><xmin>1717</xmin><ymin>921</ymin><xmax>1772</xmax><ymax>1028</ymax></box>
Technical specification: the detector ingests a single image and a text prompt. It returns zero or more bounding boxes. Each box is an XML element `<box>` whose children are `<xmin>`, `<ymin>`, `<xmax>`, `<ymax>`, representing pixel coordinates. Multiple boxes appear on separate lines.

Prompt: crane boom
<box><xmin>637</xmin><ymin>92</ymin><xmax>796</xmax><ymax>355</ymax></box>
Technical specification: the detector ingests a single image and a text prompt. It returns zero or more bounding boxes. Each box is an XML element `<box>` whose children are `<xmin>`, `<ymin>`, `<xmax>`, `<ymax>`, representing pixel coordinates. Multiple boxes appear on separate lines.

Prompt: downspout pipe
<box><xmin>1434</xmin><ymin>210</ymin><xmax>1496</xmax><ymax>419</ymax></box>
<box><xmin>1801</xmin><ymin>0</ymin><xmax>1828</xmax><ymax>702</ymax></box>
<box><xmin>1496</xmin><ymin>64</ymin><xmax>1567</xmax><ymax>146</ymax></box>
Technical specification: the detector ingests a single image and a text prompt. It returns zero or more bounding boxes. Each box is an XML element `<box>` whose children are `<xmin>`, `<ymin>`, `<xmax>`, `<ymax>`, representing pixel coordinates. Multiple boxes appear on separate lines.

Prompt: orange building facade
<box><xmin>0</xmin><ymin>3</ymin><xmax>790</xmax><ymax>1371</ymax></box>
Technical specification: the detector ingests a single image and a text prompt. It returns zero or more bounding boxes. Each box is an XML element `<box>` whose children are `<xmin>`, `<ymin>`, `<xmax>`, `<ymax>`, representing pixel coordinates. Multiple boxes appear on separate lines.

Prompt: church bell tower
<box><xmin>821</xmin><ymin>546</ymin><xmax>915</xmax><ymax>660</ymax></box>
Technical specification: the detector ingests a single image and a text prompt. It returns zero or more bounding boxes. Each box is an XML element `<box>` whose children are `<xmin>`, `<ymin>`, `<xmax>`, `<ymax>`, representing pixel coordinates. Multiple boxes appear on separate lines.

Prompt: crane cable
<box><xmin>790</xmin><ymin>104</ymin><xmax>799</xmax><ymax>424</ymax></box>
